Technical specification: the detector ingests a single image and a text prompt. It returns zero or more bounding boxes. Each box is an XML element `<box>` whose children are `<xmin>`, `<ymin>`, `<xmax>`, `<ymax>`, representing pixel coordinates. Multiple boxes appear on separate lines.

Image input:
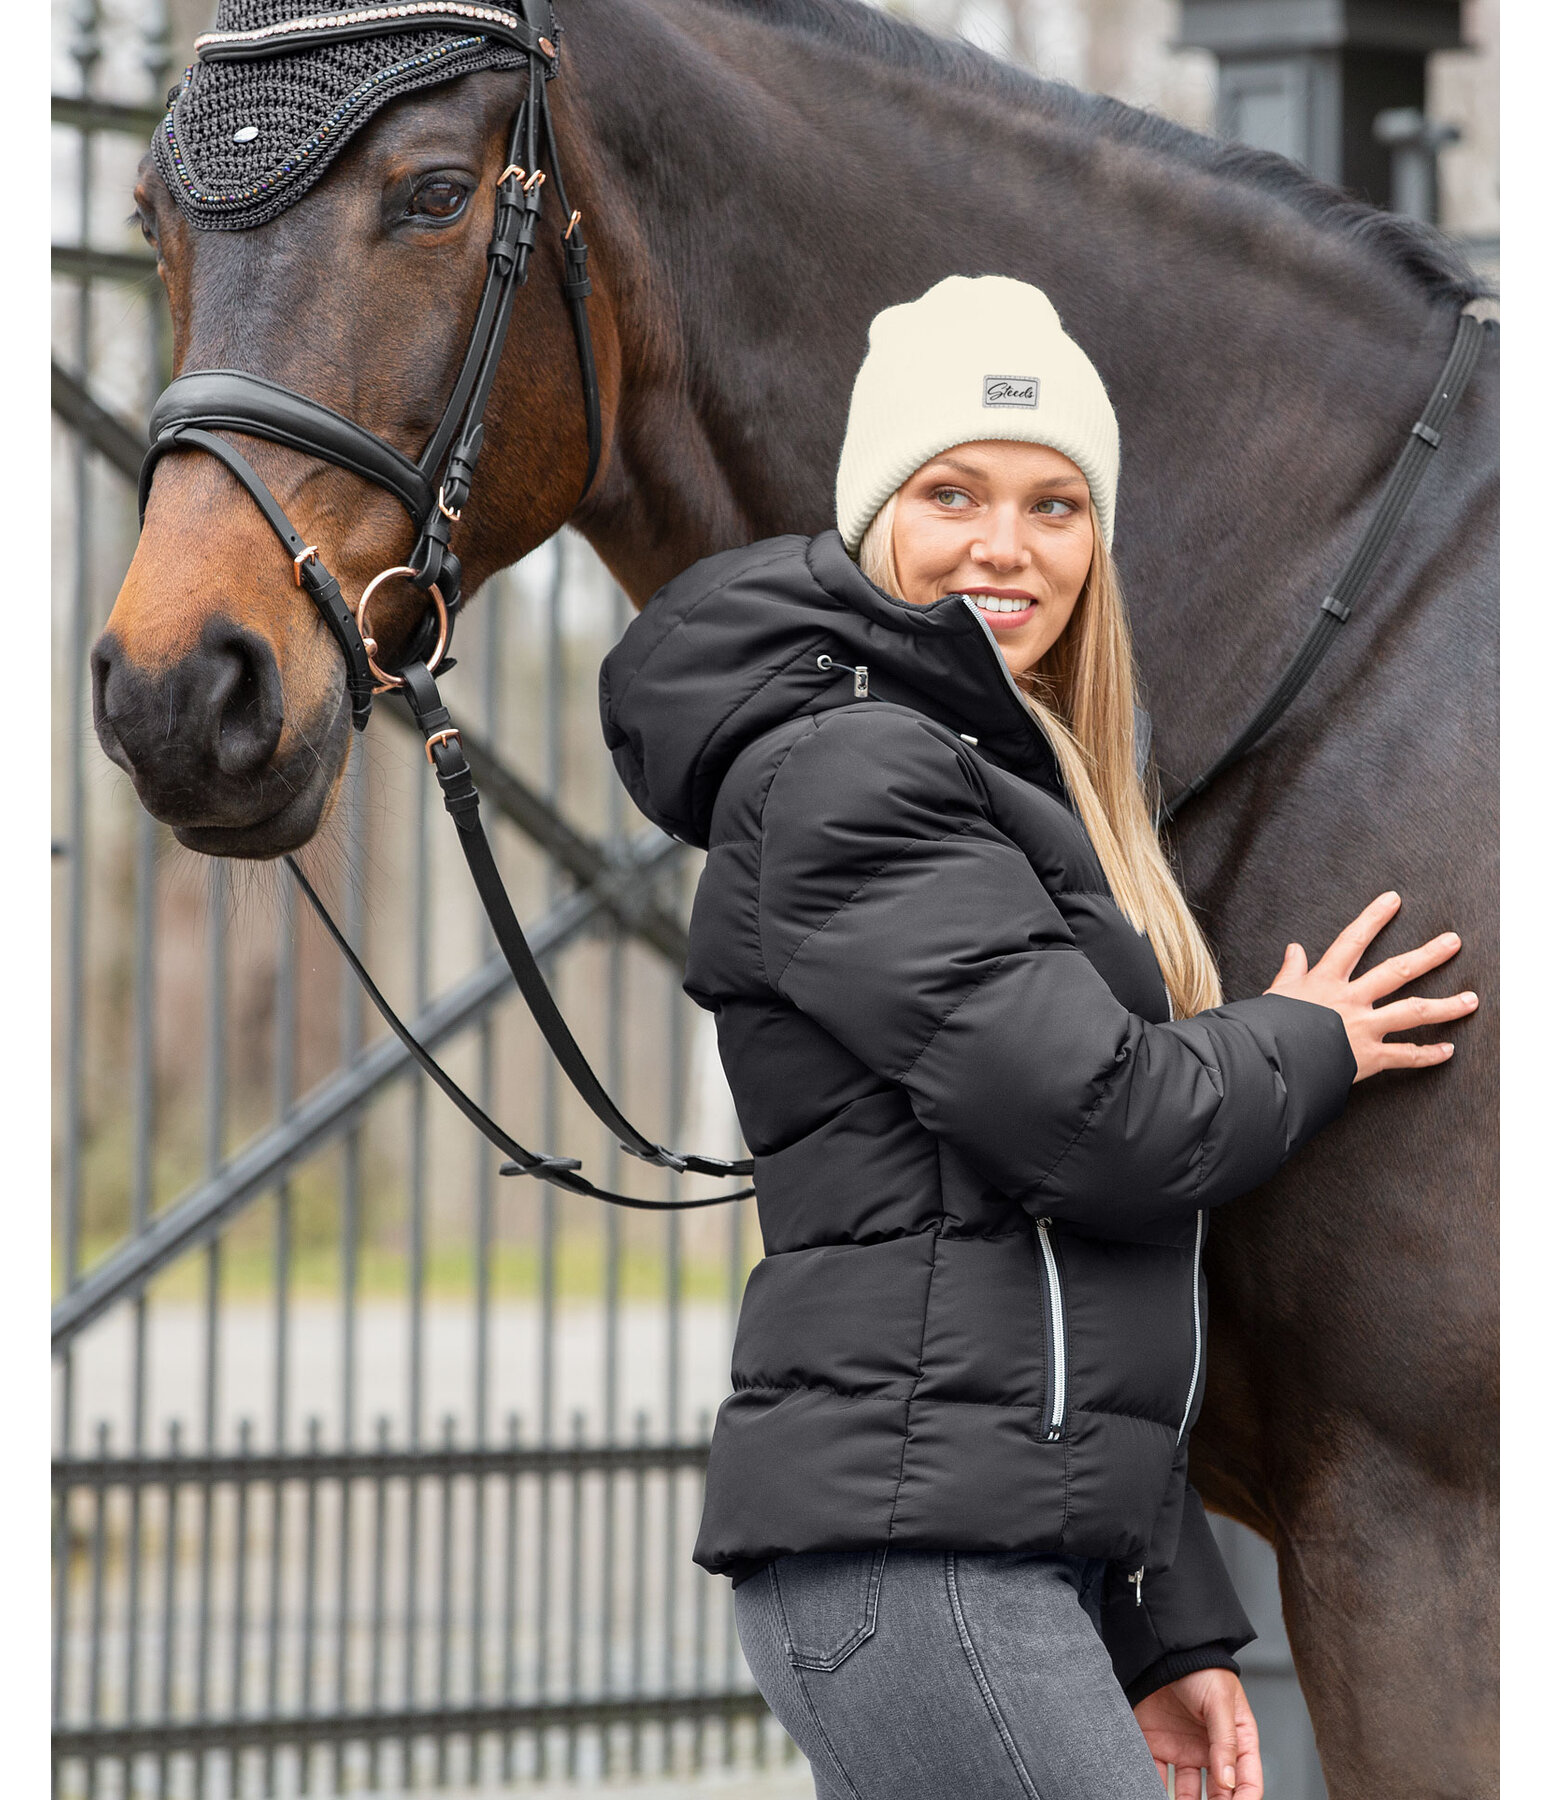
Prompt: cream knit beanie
<box><xmin>835</xmin><ymin>275</ymin><xmax>1120</xmax><ymax>553</ymax></box>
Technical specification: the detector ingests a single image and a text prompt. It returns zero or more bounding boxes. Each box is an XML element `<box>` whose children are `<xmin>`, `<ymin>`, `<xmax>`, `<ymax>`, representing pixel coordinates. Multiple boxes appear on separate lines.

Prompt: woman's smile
<box><xmin>890</xmin><ymin>440</ymin><xmax>1096</xmax><ymax>675</ymax></box>
<box><xmin>958</xmin><ymin>585</ymin><xmax>1040</xmax><ymax>629</ymax></box>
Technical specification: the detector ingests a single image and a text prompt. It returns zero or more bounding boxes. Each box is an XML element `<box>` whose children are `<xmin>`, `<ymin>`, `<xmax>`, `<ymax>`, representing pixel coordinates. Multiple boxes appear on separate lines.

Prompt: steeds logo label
<box><xmin>982</xmin><ymin>375</ymin><xmax>1040</xmax><ymax>408</ymax></box>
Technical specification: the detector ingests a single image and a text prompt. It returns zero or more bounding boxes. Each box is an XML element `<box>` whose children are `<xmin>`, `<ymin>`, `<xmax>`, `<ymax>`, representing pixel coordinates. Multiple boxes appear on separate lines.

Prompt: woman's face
<box><xmin>890</xmin><ymin>440</ymin><xmax>1095</xmax><ymax>677</ymax></box>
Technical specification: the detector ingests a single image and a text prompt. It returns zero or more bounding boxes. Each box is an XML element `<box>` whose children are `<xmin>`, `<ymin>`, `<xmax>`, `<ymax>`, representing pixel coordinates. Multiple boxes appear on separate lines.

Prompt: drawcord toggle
<box><xmin>816</xmin><ymin>652</ymin><xmax>869</xmax><ymax>699</ymax></box>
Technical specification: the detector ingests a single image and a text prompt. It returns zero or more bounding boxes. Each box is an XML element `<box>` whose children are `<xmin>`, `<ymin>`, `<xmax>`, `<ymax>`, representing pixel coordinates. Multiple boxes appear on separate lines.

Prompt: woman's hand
<box><xmin>1263</xmin><ymin>891</ymin><xmax>1477</xmax><ymax>1082</ymax></box>
<box><xmin>1133</xmin><ymin>1668</ymin><xmax>1262</xmax><ymax>1799</ymax></box>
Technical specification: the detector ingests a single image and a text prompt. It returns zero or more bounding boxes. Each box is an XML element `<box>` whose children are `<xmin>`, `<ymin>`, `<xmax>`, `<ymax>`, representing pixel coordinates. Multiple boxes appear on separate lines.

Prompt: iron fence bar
<box><xmin>56</xmin><ymin>1439</ymin><xmax>714</xmax><ymax>1492</ymax></box>
<box><xmin>51</xmin><ymin>830</ymin><xmax>683</xmax><ymax>1352</ymax></box>
<box><xmin>51</xmin><ymin>358</ymin><xmax>146</xmax><ymax>476</ymax></box>
<box><xmin>52</xmin><ymin>244</ymin><xmax>160</xmax><ymax>286</ymax></box>
<box><xmin>51</xmin><ymin>92</ymin><xmax>165</xmax><ymax>136</ymax></box>
<box><xmin>55</xmin><ymin>1689</ymin><xmax>771</xmax><ymax>1758</ymax></box>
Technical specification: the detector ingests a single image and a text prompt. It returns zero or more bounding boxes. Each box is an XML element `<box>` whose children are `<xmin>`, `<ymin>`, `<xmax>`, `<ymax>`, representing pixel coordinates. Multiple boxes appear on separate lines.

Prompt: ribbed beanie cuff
<box><xmin>835</xmin><ymin>275</ymin><xmax>1120</xmax><ymax>551</ymax></box>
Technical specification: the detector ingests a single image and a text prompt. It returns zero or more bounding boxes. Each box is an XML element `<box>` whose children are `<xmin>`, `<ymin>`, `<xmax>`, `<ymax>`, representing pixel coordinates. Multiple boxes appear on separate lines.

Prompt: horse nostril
<box><xmin>207</xmin><ymin>621</ymin><xmax>284</xmax><ymax>778</ymax></box>
<box><xmin>90</xmin><ymin>634</ymin><xmax>135</xmax><ymax>774</ymax></box>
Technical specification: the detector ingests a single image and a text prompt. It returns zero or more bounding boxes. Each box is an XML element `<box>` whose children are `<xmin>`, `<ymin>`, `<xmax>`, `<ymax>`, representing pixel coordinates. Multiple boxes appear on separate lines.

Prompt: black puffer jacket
<box><xmin>600</xmin><ymin>531</ymin><xmax>1356</xmax><ymax>1699</ymax></box>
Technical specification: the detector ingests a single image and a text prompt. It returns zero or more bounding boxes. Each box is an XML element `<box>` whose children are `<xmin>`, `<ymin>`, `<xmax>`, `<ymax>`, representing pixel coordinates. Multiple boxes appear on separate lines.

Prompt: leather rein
<box><xmin>137</xmin><ymin>0</ymin><xmax>1491</xmax><ymax>1207</ymax></box>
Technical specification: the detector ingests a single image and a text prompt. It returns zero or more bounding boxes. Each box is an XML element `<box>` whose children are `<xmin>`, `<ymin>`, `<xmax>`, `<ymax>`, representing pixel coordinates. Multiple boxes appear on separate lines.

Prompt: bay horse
<box><xmin>91</xmin><ymin>2</ymin><xmax>1498</xmax><ymax>1793</ymax></box>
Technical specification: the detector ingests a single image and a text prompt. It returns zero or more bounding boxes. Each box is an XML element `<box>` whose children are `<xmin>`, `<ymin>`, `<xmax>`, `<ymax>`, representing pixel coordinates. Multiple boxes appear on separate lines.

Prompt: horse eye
<box><xmin>408</xmin><ymin>177</ymin><xmax>469</xmax><ymax>221</ymax></box>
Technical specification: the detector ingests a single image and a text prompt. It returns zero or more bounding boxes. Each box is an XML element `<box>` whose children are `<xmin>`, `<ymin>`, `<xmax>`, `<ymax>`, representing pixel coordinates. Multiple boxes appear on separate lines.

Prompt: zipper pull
<box><xmin>815</xmin><ymin>653</ymin><xmax>869</xmax><ymax>699</ymax></box>
<box><xmin>1128</xmin><ymin>1566</ymin><xmax>1145</xmax><ymax>1608</ymax></box>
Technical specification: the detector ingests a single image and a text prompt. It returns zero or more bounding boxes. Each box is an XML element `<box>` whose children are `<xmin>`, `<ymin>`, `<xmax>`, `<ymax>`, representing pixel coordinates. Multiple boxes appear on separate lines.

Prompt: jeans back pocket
<box><xmin>771</xmin><ymin>1547</ymin><xmax>888</xmax><ymax>1672</ymax></box>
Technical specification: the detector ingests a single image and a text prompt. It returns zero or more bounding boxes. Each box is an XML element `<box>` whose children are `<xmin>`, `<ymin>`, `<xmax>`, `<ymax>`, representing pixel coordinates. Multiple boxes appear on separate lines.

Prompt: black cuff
<box><xmin>1124</xmin><ymin>1641</ymin><xmax>1242</xmax><ymax>1707</ymax></box>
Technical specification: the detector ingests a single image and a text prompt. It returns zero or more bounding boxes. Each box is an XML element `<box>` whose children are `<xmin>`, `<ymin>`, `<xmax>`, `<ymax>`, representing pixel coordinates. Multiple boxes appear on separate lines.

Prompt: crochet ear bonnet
<box><xmin>154</xmin><ymin>2</ymin><xmax>542</xmax><ymax>230</ymax></box>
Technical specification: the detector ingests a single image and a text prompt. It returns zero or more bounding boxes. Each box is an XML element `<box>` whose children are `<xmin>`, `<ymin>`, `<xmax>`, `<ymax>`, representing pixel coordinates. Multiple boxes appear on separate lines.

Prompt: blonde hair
<box><xmin>857</xmin><ymin>492</ymin><xmax>1222</xmax><ymax>1018</ymax></box>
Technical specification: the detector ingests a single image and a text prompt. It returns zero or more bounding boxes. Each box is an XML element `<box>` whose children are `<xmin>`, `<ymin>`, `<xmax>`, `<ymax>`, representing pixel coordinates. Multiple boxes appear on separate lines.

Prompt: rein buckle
<box><xmin>292</xmin><ymin>545</ymin><xmax>319</xmax><ymax>587</ymax></box>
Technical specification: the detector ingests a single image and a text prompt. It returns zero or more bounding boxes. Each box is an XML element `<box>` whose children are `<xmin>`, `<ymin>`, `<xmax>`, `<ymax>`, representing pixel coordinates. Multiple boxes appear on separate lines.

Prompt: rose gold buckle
<box><xmin>497</xmin><ymin>164</ymin><xmax>524</xmax><ymax>187</ymax></box>
<box><xmin>437</xmin><ymin>484</ymin><xmax>463</xmax><ymax>522</ymax></box>
<box><xmin>354</xmin><ymin>566</ymin><xmax>449</xmax><ymax>693</ymax></box>
<box><xmin>292</xmin><ymin>545</ymin><xmax>319</xmax><ymax>587</ymax></box>
<box><xmin>424</xmin><ymin>728</ymin><xmax>461</xmax><ymax>765</ymax></box>
<box><xmin>564</xmin><ymin>209</ymin><xmax>581</xmax><ymax>240</ymax></box>
<box><xmin>523</xmin><ymin>168</ymin><xmax>545</xmax><ymax>191</ymax></box>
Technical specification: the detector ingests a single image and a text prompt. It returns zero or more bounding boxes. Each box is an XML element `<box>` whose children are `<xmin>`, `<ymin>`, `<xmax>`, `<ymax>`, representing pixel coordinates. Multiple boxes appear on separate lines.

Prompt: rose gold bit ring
<box><xmin>355</xmin><ymin>566</ymin><xmax>449</xmax><ymax>691</ymax></box>
<box><xmin>424</xmin><ymin>728</ymin><xmax>462</xmax><ymax>765</ymax></box>
<box><xmin>292</xmin><ymin>545</ymin><xmax>319</xmax><ymax>587</ymax></box>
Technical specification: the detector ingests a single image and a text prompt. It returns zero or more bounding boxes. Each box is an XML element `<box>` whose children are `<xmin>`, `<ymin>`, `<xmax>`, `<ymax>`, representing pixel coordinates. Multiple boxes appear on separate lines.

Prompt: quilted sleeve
<box><xmin>755</xmin><ymin>708</ymin><xmax>1355</xmax><ymax>1233</ymax></box>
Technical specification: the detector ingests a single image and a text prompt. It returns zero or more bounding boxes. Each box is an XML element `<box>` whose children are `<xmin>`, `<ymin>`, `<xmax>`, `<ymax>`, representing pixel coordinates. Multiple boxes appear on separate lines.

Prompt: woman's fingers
<box><xmin>1364</xmin><ymin>1038</ymin><xmax>1456</xmax><ymax>1074</ymax></box>
<box><xmin>1350</xmin><ymin>930</ymin><xmax>1463</xmax><ymax>1002</ymax></box>
<box><xmin>1369</xmin><ymin>991</ymin><xmax>1478</xmax><ymax>1034</ymax></box>
<box><xmin>1200</xmin><ymin>1681</ymin><xmax>1241</xmax><ymax>1799</ymax></box>
<box><xmin>1312</xmin><ymin>890</ymin><xmax>1402</xmax><ymax>981</ymax></box>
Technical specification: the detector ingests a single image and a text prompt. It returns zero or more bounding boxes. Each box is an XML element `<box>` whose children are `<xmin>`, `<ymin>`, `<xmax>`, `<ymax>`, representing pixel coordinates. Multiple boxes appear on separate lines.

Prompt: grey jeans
<box><xmin>734</xmin><ymin>1549</ymin><xmax>1165</xmax><ymax>1800</ymax></box>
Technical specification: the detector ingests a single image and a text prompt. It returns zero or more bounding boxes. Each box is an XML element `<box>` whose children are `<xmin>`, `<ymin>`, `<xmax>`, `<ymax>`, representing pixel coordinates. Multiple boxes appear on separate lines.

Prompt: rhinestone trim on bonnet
<box><xmin>193</xmin><ymin>4</ymin><xmax>531</xmax><ymax>54</ymax></box>
<box><xmin>152</xmin><ymin>0</ymin><xmax>533</xmax><ymax>231</ymax></box>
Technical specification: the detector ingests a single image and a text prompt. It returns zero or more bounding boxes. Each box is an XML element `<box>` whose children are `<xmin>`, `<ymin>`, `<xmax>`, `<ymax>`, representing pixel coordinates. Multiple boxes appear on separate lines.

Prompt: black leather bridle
<box><xmin>138</xmin><ymin>3</ymin><xmax>754</xmax><ymax>1210</ymax></box>
<box><xmin>140</xmin><ymin>0</ymin><xmax>601</xmax><ymax>734</ymax></box>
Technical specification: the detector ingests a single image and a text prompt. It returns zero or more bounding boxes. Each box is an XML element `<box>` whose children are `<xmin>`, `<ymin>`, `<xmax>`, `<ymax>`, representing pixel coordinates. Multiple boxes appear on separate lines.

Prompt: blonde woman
<box><xmin>600</xmin><ymin>277</ymin><xmax>1475</xmax><ymax>1800</ymax></box>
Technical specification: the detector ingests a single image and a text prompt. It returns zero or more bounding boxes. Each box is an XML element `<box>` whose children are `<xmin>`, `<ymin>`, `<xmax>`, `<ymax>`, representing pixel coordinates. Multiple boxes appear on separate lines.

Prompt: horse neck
<box><xmin>562</xmin><ymin>0</ymin><xmax>1478</xmax><ymax>622</ymax></box>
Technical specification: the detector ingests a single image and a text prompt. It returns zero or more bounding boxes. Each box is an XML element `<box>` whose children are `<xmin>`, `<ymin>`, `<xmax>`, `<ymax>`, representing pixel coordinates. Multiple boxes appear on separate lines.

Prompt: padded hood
<box><xmin>599</xmin><ymin>530</ymin><xmax>1070</xmax><ymax>850</ymax></box>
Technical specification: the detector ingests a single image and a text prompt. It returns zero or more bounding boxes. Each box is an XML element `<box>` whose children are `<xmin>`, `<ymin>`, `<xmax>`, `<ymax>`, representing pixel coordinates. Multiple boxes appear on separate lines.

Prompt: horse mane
<box><xmin>705</xmin><ymin>0</ymin><xmax>1488</xmax><ymax>306</ymax></box>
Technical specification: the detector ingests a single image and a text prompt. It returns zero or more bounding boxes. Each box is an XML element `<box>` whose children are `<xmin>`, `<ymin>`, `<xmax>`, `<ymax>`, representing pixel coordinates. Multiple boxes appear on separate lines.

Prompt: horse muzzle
<box><xmin>90</xmin><ymin>614</ymin><xmax>348</xmax><ymax>856</ymax></box>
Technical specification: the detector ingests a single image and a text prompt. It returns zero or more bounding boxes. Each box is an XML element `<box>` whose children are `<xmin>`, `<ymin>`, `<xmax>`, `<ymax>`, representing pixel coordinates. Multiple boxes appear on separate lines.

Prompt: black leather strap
<box><xmin>1161</xmin><ymin>305</ymin><xmax>1491</xmax><ymax>824</ymax></box>
<box><xmin>149</xmin><ymin>370</ymin><xmax>435</xmax><ymax>525</ymax></box>
<box><xmin>140</xmin><ymin>424</ymin><xmax>377</xmax><ymax>729</ymax></box>
<box><xmin>285</xmin><ymin>858</ymin><xmax>749</xmax><ymax>1210</ymax></box>
<box><xmin>397</xmin><ymin>659</ymin><xmax>756</xmax><ymax>1185</ymax></box>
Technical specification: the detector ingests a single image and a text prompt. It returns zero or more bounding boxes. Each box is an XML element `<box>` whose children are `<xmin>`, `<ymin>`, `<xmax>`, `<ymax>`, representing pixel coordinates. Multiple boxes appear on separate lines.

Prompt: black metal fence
<box><xmin>52</xmin><ymin>3</ymin><xmax>1329</xmax><ymax>1796</ymax></box>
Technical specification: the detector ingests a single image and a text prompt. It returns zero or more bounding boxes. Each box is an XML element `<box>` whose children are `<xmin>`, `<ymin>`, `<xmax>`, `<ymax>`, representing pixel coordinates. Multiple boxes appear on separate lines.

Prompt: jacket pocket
<box><xmin>1034</xmin><ymin>1218</ymin><xmax>1068</xmax><ymax>1442</ymax></box>
<box><xmin>1176</xmin><ymin>1209</ymin><xmax>1205</xmax><ymax>1443</ymax></box>
<box><xmin>771</xmin><ymin>1547</ymin><xmax>888</xmax><ymax>1671</ymax></box>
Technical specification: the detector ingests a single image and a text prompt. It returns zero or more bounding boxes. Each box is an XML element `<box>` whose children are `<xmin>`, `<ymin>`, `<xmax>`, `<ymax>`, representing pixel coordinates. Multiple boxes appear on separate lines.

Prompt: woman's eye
<box><xmin>408</xmin><ymin>178</ymin><xmax>470</xmax><ymax>221</ymax></box>
<box><xmin>1032</xmin><ymin>497</ymin><xmax>1075</xmax><ymax>516</ymax></box>
<box><xmin>932</xmin><ymin>487</ymin><xmax>972</xmax><ymax>509</ymax></box>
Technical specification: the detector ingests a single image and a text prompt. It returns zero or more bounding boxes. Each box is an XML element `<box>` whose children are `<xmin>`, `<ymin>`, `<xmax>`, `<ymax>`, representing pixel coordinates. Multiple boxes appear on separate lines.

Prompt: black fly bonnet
<box><xmin>140</xmin><ymin>0</ymin><xmax>602</xmax><ymax>729</ymax></box>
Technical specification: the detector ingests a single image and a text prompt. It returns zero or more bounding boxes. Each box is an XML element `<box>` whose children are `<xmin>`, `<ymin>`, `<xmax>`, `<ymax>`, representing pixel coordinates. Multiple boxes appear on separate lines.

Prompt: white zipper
<box><xmin>1035</xmin><ymin>1218</ymin><xmax>1067</xmax><ymax>1440</ymax></box>
<box><xmin>1176</xmin><ymin>1209</ymin><xmax>1205</xmax><ymax>1444</ymax></box>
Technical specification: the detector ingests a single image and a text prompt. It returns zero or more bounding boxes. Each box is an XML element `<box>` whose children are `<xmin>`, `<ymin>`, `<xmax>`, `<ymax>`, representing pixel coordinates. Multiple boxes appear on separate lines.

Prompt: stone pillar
<box><xmin>1177</xmin><ymin>0</ymin><xmax>1463</xmax><ymax>208</ymax></box>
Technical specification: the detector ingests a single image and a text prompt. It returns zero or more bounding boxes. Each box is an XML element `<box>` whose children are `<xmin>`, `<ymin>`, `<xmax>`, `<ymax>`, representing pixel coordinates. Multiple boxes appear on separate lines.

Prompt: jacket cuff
<box><xmin>1124</xmin><ymin>1641</ymin><xmax>1242</xmax><ymax>1707</ymax></box>
<box><xmin>1219</xmin><ymin>992</ymin><xmax>1357</xmax><ymax>1152</ymax></box>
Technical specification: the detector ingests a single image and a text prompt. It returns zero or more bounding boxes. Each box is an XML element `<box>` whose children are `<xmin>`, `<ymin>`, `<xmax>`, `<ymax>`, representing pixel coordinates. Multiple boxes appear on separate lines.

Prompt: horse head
<box><xmin>92</xmin><ymin>51</ymin><xmax>608</xmax><ymax>858</ymax></box>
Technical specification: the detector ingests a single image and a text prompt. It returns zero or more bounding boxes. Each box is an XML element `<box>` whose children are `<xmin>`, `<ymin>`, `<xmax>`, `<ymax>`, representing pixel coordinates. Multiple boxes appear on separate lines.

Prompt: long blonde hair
<box><xmin>857</xmin><ymin>492</ymin><xmax>1222</xmax><ymax>1018</ymax></box>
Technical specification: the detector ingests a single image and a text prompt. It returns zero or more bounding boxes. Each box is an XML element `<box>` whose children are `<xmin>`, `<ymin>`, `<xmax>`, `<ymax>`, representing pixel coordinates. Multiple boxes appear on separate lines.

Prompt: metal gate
<box><xmin>52</xmin><ymin>4</ymin><xmax>1326</xmax><ymax>1797</ymax></box>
